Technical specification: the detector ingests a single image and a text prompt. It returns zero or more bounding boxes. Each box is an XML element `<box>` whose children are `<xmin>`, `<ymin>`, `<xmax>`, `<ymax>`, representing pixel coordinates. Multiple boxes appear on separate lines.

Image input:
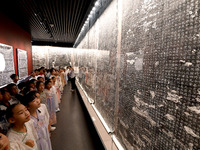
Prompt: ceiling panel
<box><xmin>0</xmin><ymin>0</ymin><xmax>95</xmax><ymax>47</ymax></box>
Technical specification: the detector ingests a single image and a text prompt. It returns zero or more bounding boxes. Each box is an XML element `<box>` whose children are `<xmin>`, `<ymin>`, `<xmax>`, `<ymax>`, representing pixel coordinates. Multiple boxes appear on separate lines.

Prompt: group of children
<box><xmin>0</xmin><ymin>66</ymin><xmax>75</xmax><ymax>150</ymax></box>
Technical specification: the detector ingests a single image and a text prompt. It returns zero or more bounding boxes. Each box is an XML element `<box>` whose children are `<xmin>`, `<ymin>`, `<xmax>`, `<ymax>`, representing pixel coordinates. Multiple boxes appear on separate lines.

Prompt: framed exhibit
<box><xmin>0</xmin><ymin>43</ymin><xmax>15</xmax><ymax>87</ymax></box>
<box><xmin>17</xmin><ymin>49</ymin><xmax>28</xmax><ymax>79</ymax></box>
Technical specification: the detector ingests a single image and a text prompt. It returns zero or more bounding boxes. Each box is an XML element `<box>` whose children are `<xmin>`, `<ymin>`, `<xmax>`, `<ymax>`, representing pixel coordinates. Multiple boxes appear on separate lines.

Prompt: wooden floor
<box><xmin>51</xmin><ymin>83</ymin><xmax>105</xmax><ymax>150</ymax></box>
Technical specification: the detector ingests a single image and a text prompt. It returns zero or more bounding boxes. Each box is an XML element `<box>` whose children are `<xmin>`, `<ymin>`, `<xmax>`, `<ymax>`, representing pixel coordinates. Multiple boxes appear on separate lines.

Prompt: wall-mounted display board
<box><xmin>17</xmin><ymin>49</ymin><xmax>28</xmax><ymax>79</ymax></box>
<box><xmin>0</xmin><ymin>43</ymin><xmax>15</xmax><ymax>87</ymax></box>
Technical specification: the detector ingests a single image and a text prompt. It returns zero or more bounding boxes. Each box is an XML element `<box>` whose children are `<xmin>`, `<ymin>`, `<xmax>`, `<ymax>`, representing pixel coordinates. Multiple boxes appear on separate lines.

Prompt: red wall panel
<box><xmin>0</xmin><ymin>13</ymin><xmax>32</xmax><ymax>75</ymax></box>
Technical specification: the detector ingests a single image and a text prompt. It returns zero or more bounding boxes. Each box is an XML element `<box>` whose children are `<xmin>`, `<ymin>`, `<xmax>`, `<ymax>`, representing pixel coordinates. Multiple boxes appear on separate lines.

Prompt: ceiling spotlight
<box><xmin>34</xmin><ymin>11</ymin><xmax>40</xmax><ymax>16</ymax></box>
<box><xmin>50</xmin><ymin>24</ymin><xmax>54</xmax><ymax>27</ymax></box>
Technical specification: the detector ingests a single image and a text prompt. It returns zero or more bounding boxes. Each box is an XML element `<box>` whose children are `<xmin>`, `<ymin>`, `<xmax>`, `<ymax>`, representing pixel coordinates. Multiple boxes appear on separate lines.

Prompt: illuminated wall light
<box><xmin>74</xmin><ymin>0</ymin><xmax>102</xmax><ymax>47</ymax></box>
<box><xmin>112</xmin><ymin>135</ymin><xmax>124</xmax><ymax>150</ymax></box>
<box><xmin>95</xmin><ymin>1</ymin><xmax>100</xmax><ymax>6</ymax></box>
<box><xmin>90</xmin><ymin>11</ymin><xmax>94</xmax><ymax>15</ymax></box>
<box><xmin>92</xmin><ymin>104</ymin><xmax>112</xmax><ymax>133</ymax></box>
<box><xmin>92</xmin><ymin>7</ymin><xmax>96</xmax><ymax>11</ymax></box>
<box><xmin>91</xmin><ymin>10</ymin><xmax>95</xmax><ymax>14</ymax></box>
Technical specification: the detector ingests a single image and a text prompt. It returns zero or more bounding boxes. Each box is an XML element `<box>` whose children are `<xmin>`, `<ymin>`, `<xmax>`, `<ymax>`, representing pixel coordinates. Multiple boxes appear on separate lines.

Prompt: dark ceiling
<box><xmin>0</xmin><ymin>0</ymin><xmax>95</xmax><ymax>47</ymax></box>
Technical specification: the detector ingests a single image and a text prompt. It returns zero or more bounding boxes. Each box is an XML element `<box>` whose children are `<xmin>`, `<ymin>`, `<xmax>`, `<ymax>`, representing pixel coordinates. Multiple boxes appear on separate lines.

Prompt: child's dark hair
<box><xmin>30</xmin><ymin>79</ymin><xmax>36</xmax><ymax>83</ymax></box>
<box><xmin>0</xmin><ymin>88</ymin><xmax>8</xmax><ymax>95</ymax></box>
<box><xmin>45</xmin><ymin>80</ymin><xmax>52</xmax><ymax>88</ymax></box>
<box><xmin>6</xmin><ymin>83</ymin><xmax>17</xmax><ymax>93</ymax></box>
<box><xmin>22</xmin><ymin>86</ymin><xmax>32</xmax><ymax>95</ymax></box>
<box><xmin>51</xmin><ymin>76</ymin><xmax>55</xmax><ymax>80</ymax></box>
<box><xmin>27</xmin><ymin>80</ymin><xmax>35</xmax><ymax>88</ymax></box>
<box><xmin>22</xmin><ymin>90</ymin><xmax>39</xmax><ymax>106</ymax></box>
<box><xmin>37</xmin><ymin>77</ymin><xmax>43</xmax><ymax>81</ymax></box>
<box><xmin>39</xmin><ymin>67</ymin><xmax>45</xmax><ymax>70</ymax></box>
<box><xmin>18</xmin><ymin>82</ymin><xmax>26</xmax><ymax>90</ymax></box>
<box><xmin>6</xmin><ymin>103</ymin><xmax>20</xmax><ymax>121</ymax></box>
<box><xmin>10</xmin><ymin>74</ymin><xmax>17</xmax><ymax>79</ymax></box>
<box><xmin>36</xmin><ymin>81</ymin><xmax>44</xmax><ymax>89</ymax></box>
<box><xmin>50</xmin><ymin>68</ymin><xmax>55</xmax><ymax>73</ymax></box>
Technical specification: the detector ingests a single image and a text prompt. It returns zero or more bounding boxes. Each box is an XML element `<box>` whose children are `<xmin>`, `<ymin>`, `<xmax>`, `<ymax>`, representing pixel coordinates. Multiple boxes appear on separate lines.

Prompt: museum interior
<box><xmin>0</xmin><ymin>0</ymin><xmax>200</xmax><ymax>149</ymax></box>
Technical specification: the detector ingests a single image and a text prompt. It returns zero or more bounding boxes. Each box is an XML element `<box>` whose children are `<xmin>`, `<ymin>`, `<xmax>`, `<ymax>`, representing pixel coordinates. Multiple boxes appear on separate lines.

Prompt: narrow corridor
<box><xmin>51</xmin><ymin>83</ymin><xmax>105</xmax><ymax>150</ymax></box>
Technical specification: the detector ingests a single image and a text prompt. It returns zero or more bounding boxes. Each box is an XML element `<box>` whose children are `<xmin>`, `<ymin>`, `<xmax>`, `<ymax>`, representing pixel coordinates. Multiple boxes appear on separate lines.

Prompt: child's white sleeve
<box><xmin>40</xmin><ymin>104</ymin><xmax>50</xmax><ymax>126</ymax></box>
<box><xmin>10</xmin><ymin>141</ymin><xmax>34</xmax><ymax>150</ymax></box>
<box><xmin>28</xmin><ymin>119</ymin><xmax>39</xmax><ymax>141</ymax></box>
<box><xmin>43</xmin><ymin>104</ymin><xmax>50</xmax><ymax>125</ymax></box>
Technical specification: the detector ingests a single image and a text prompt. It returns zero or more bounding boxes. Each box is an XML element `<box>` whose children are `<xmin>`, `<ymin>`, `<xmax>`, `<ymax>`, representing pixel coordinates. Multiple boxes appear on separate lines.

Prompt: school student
<box><xmin>51</xmin><ymin>77</ymin><xmax>60</xmax><ymax>112</ymax></box>
<box><xmin>0</xmin><ymin>89</ymin><xmax>11</xmax><ymax>135</ymax></box>
<box><xmin>36</xmin><ymin>81</ymin><xmax>47</xmax><ymax>108</ymax></box>
<box><xmin>44</xmin><ymin>80</ymin><xmax>56</xmax><ymax>131</ymax></box>
<box><xmin>23</xmin><ymin>91</ymin><xmax>52</xmax><ymax>150</ymax></box>
<box><xmin>6</xmin><ymin>83</ymin><xmax>23</xmax><ymax>103</ymax></box>
<box><xmin>6</xmin><ymin>103</ymin><xmax>38</xmax><ymax>150</ymax></box>
<box><xmin>10</xmin><ymin>74</ymin><xmax>19</xmax><ymax>85</ymax></box>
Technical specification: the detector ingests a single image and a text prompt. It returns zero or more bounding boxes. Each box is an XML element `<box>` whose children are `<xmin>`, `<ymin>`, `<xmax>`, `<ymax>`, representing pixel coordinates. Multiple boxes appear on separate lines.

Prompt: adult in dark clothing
<box><xmin>68</xmin><ymin>66</ymin><xmax>76</xmax><ymax>91</ymax></box>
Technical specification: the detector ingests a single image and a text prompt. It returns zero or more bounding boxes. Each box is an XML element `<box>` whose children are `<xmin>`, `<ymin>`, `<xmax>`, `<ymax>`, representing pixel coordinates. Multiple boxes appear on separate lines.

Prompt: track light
<box><xmin>34</xmin><ymin>11</ymin><xmax>40</xmax><ymax>16</ymax></box>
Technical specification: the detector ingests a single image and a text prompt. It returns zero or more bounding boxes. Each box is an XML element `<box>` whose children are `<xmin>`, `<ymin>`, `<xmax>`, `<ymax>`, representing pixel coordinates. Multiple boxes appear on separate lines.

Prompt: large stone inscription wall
<box><xmin>32</xmin><ymin>46</ymin><xmax>72</xmax><ymax>69</ymax></box>
<box><xmin>75</xmin><ymin>1</ymin><xmax>118</xmax><ymax>131</ymax></box>
<box><xmin>75</xmin><ymin>0</ymin><xmax>200</xmax><ymax>149</ymax></box>
<box><xmin>32</xmin><ymin>46</ymin><xmax>49</xmax><ymax>70</ymax></box>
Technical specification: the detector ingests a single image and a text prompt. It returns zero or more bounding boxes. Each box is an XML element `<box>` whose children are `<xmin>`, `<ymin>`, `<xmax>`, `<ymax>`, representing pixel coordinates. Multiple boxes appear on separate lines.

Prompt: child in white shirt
<box><xmin>6</xmin><ymin>103</ymin><xmax>38</xmax><ymax>150</ymax></box>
